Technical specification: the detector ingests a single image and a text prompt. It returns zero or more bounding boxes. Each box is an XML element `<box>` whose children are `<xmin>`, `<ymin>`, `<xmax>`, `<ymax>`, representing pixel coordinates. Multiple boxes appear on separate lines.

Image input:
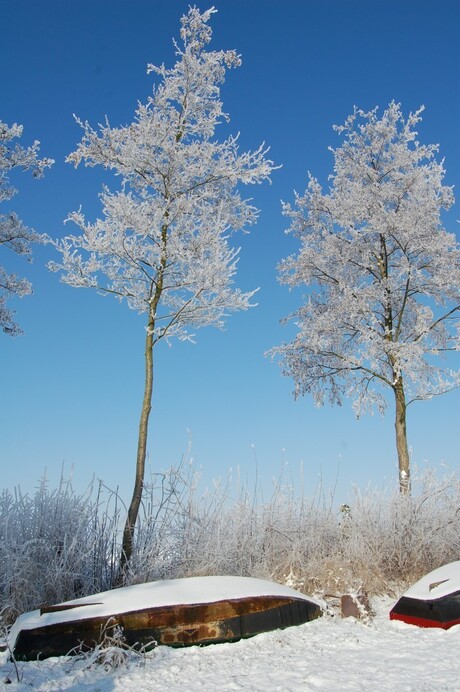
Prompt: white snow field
<box><xmin>2</xmin><ymin>595</ymin><xmax>460</xmax><ymax>690</ymax></box>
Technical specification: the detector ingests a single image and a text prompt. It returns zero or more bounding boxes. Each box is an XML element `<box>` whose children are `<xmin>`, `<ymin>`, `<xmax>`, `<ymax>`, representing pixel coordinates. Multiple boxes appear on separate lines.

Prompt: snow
<box><xmin>3</xmin><ymin>597</ymin><xmax>460</xmax><ymax>690</ymax></box>
<box><xmin>400</xmin><ymin>560</ymin><xmax>460</xmax><ymax>600</ymax></box>
<box><xmin>8</xmin><ymin>576</ymin><xmax>323</xmax><ymax>650</ymax></box>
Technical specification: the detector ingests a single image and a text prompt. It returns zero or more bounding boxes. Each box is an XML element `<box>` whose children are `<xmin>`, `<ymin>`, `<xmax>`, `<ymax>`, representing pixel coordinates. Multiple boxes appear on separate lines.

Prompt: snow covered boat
<box><xmin>9</xmin><ymin>575</ymin><xmax>323</xmax><ymax>660</ymax></box>
<box><xmin>390</xmin><ymin>561</ymin><xmax>460</xmax><ymax>629</ymax></box>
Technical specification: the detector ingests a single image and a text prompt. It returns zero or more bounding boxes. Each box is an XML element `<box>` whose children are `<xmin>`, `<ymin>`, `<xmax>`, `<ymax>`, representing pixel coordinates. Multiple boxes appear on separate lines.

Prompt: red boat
<box><xmin>390</xmin><ymin>561</ymin><xmax>460</xmax><ymax>629</ymax></box>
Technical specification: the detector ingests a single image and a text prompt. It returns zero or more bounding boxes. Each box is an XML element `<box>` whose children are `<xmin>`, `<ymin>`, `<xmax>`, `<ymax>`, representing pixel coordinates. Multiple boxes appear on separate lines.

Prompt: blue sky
<box><xmin>1</xmin><ymin>0</ymin><xmax>459</xmax><ymax>504</ymax></box>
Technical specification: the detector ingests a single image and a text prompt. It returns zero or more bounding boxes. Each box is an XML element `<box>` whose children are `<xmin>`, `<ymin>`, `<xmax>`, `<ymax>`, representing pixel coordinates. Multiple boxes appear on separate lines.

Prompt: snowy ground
<box><xmin>2</xmin><ymin>597</ymin><xmax>460</xmax><ymax>691</ymax></box>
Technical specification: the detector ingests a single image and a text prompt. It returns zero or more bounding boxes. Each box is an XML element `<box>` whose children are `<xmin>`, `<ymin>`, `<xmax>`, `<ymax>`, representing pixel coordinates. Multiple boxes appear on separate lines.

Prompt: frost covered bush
<box><xmin>125</xmin><ymin>464</ymin><xmax>460</xmax><ymax>596</ymax></box>
<box><xmin>342</xmin><ymin>471</ymin><xmax>460</xmax><ymax>590</ymax></box>
<box><xmin>2</xmin><ymin>464</ymin><xmax>460</xmax><ymax>626</ymax></box>
<box><xmin>0</xmin><ymin>476</ymin><xmax>120</xmax><ymax>624</ymax></box>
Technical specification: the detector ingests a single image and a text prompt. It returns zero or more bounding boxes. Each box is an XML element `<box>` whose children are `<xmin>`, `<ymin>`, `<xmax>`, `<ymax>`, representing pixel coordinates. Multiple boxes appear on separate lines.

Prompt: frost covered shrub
<box><xmin>133</xmin><ymin>466</ymin><xmax>460</xmax><ymax>597</ymax></box>
<box><xmin>123</xmin><ymin>463</ymin><xmax>205</xmax><ymax>583</ymax></box>
<box><xmin>126</xmin><ymin>465</ymin><xmax>460</xmax><ymax>596</ymax></box>
<box><xmin>269</xmin><ymin>470</ymin><xmax>460</xmax><ymax>597</ymax></box>
<box><xmin>0</xmin><ymin>477</ymin><xmax>120</xmax><ymax>625</ymax></box>
<box><xmin>343</xmin><ymin>471</ymin><xmax>460</xmax><ymax>590</ymax></box>
<box><xmin>2</xmin><ymin>465</ymin><xmax>460</xmax><ymax>626</ymax></box>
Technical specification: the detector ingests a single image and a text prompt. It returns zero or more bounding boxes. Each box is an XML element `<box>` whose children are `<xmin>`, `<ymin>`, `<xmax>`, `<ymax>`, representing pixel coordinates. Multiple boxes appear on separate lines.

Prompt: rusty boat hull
<box><xmin>10</xmin><ymin>576</ymin><xmax>323</xmax><ymax>660</ymax></box>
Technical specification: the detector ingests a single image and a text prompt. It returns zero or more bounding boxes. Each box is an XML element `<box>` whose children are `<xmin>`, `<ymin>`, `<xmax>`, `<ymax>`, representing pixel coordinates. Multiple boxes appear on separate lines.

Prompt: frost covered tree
<box><xmin>273</xmin><ymin>102</ymin><xmax>460</xmax><ymax>493</ymax></box>
<box><xmin>0</xmin><ymin>121</ymin><xmax>53</xmax><ymax>335</ymax></box>
<box><xmin>49</xmin><ymin>7</ymin><xmax>276</xmax><ymax>573</ymax></box>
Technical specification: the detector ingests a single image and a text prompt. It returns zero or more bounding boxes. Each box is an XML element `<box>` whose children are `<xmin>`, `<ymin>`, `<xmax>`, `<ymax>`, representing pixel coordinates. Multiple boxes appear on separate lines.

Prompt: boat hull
<box><xmin>389</xmin><ymin>561</ymin><xmax>460</xmax><ymax>629</ymax></box>
<box><xmin>13</xmin><ymin>593</ymin><xmax>321</xmax><ymax>660</ymax></box>
<box><xmin>390</xmin><ymin>591</ymin><xmax>460</xmax><ymax>629</ymax></box>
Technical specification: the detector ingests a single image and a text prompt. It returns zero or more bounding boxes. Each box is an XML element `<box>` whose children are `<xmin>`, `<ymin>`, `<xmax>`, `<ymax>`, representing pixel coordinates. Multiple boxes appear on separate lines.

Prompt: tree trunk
<box><xmin>118</xmin><ymin>222</ymin><xmax>167</xmax><ymax>582</ymax></box>
<box><xmin>119</xmin><ymin>313</ymin><xmax>154</xmax><ymax>578</ymax></box>
<box><xmin>393</xmin><ymin>378</ymin><xmax>410</xmax><ymax>494</ymax></box>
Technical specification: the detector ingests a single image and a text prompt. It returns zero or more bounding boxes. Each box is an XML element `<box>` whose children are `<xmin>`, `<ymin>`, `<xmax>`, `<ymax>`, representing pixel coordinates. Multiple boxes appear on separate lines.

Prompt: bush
<box><xmin>0</xmin><ymin>475</ymin><xmax>120</xmax><ymax>624</ymax></box>
<box><xmin>2</xmin><ymin>463</ymin><xmax>460</xmax><ymax>627</ymax></box>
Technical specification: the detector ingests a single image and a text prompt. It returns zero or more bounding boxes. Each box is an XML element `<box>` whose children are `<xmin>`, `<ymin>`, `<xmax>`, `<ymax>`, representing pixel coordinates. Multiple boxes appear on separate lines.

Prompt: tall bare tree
<box><xmin>272</xmin><ymin>102</ymin><xmax>460</xmax><ymax>493</ymax></box>
<box><xmin>50</xmin><ymin>7</ymin><xmax>276</xmax><ymax>574</ymax></box>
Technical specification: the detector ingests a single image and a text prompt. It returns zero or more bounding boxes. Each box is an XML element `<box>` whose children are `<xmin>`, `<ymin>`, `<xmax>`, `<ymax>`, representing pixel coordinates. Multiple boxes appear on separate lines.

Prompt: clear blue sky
<box><xmin>1</xmin><ymin>0</ymin><xmax>459</xmax><ymax>504</ymax></box>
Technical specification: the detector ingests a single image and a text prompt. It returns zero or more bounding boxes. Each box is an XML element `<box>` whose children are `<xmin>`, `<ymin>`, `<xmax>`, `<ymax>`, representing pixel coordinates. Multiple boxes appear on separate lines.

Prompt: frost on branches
<box><xmin>273</xmin><ymin>102</ymin><xmax>460</xmax><ymax>492</ymax></box>
<box><xmin>49</xmin><ymin>7</ymin><xmax>276</xmax><ymax>572</ymax></box>
<box><xmin>0</xmin><ymin>121</ymin><xmax>53</xmax><ymax>335</ymax></box>
<box><xmin>50</xmin><ymin>6</ymin><xmax>274</xmax><ymax>343</ymax></box>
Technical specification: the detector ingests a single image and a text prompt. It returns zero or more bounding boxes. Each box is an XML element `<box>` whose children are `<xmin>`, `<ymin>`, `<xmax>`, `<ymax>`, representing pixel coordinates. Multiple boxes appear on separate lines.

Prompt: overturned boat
<box><xmin>390</xmin><ymin>561</ymin><xmax>460</xmax><ymax>629</ymax></box>
<box><xmin>9</xmin><ymin>575</ymin><xmax>323</xmax><ymax>660</ymax></box>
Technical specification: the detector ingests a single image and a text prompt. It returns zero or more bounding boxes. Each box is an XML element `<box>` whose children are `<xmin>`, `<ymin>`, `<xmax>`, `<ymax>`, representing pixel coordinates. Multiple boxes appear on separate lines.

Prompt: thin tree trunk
<box><xmin>393</xmin><ymin>378</ymin><xmax>410</xmax><ymax>494</ymax></box>
<box><xmin>119</xmin><ymin>312</ymin><xmax>155</xmax><ymax>578</ymax></box>
<box><xmin>118</xmin><ymin>222</ymin><xmax>168</xmax><ymax>582</ymax></box>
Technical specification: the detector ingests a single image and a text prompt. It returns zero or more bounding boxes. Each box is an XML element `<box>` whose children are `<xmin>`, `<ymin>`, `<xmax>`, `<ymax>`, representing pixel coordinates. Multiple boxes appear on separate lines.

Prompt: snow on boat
<box><xmin>390</xmin><ymin>561</ymin><xmax>460</xmax><ymax>629</ymax></box>
<box><xmin>9</xmin><ymin>575</ymin><xmax>323</xmax><ymax>660</ymax></box>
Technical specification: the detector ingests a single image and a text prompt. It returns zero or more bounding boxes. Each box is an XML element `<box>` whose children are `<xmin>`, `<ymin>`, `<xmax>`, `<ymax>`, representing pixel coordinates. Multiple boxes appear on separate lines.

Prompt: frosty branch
<box><xmin>0</xmin><ymin>121</ymin><xmax>53</xmax><ymax>335</ymax></box>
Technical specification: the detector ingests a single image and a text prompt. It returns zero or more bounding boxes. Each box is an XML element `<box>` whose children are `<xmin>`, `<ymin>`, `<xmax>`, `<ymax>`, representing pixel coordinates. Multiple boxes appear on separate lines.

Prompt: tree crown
<box><xmin>50</xmin><ymin>6</ymin><xmax>276</xmax><ymax>343</ymax></box>
<box><xmin>274</xmin><ymin>102</ymin><xmax>460</xmax><ymax>414</ymax></box>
